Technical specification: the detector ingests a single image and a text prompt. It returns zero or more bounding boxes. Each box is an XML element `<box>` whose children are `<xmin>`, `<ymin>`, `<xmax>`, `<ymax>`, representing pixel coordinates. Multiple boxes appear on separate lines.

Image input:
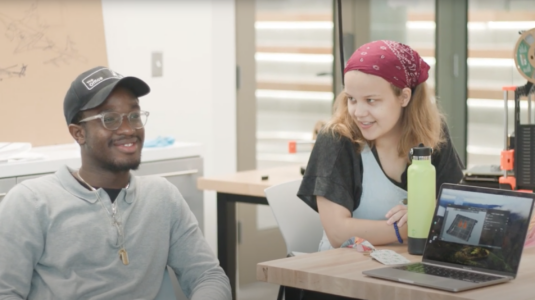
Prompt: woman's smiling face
<box><xmin>345</xmin><ymin>70</ymin><xmax>410</xmax><ymax>143</ymax></box>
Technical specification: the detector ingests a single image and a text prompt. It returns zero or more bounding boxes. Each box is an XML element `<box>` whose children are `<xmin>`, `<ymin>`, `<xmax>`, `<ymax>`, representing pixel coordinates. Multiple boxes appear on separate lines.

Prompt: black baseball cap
<box><xmin>63</xmin><ymin>66</ymin><xmax>150</xmax><ymax>124</ymax></box>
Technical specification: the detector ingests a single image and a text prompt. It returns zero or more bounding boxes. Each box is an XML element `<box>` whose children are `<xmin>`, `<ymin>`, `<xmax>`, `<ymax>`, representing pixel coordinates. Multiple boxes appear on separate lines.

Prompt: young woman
<box><xmin>298</xmin><ymin>40</ymin><xmax>464</xmax><ymax>250</ymax></box>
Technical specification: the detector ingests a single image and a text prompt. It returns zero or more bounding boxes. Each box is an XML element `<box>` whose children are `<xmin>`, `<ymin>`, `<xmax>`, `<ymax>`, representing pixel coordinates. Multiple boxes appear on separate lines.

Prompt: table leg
<box><xmin>217</xmin><ymin>193</ymin><xmax>236</xmax><ymax>299</ymax></box>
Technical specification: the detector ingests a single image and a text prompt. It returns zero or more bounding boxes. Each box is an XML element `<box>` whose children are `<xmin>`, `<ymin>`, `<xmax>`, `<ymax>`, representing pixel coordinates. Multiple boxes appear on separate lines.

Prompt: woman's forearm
<box><xmin>325</xmin><ymin>218</ymin><xmax>407</xmax><ymax>247</ymax></box>
<box><xmin>317</xmin><ymin>196</ymin><xmax>408</xmax><ymax>248</ymax></box>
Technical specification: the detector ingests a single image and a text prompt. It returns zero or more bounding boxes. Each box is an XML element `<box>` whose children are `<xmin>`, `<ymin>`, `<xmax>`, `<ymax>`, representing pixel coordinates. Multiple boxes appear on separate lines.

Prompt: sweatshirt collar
<box><xmin>56</xmin><ymin>165</ymin><xmax>137</xmax><ymax>204</ymax></box>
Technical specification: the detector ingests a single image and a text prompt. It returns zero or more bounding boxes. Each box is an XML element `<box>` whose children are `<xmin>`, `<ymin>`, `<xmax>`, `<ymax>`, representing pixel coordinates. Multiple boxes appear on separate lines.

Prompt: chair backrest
<box><xmin>264</xmin><ymin>179</ymin><xmax>324</xmax><ymax>254</ymax></box>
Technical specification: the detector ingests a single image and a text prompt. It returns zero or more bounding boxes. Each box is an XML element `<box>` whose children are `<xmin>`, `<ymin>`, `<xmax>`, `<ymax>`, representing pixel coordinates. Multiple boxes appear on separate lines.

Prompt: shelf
<box><xmin>257</xmin><ymin>45</ymin><xmax>515</xmax><ymax>60</ymax></box>
<box><xmin>468</xmin><ymin>88</ymin><xmax>526</xmax><ymax>100</ymax></box>
<box><xmin>416</xmin><ymin>48</ymin><xmax>514</xmax><ymax>59</ymax></box>
<box><xmin>256</xmin><ymin>12</ymin><xmax>331</xmax><ymax>22</ymax></box>
<box><xmin>256</xmin><ymin>80</ymin><xmax>525</xmax><ymax>100</ymax></box>
<box><xmin>257</xmin><ymin>11</ymin><xmax>535</xmax><ymax>26</ymax></box>
<box><xmin>409</xmin><ymin>11</ymin><xmax>535</xmax><ymax>22</ymax></box>
<box><xmin>257</xmin><ymin>10</ymin><xmax>535</xmax><ymax>22</ymax></box>
<box><xmin>257</xmin><ymin>80</ymin><xmax>331</xmax><ymax>92</ymax></box>
<box><xmin>257</xmin><ymin>46</ymin><xmax>331</xmax><ymax>54</ymax></box>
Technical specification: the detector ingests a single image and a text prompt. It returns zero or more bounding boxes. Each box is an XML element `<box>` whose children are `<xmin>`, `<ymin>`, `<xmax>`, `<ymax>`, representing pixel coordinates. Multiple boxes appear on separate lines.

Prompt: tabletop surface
<box><xmin>197</xmin><ymin>164</ymin><xmax>303</xmax><ymax>197</ymax></box>
<box><xmin>257</xmin><ymin>245</ymin><xmax>535</xmax><ymax>300</ymax></box>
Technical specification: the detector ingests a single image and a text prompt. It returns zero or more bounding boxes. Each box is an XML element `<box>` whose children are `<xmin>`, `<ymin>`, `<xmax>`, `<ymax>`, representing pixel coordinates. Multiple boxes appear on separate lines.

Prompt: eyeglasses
<box><xmin>79</xmin><ymin>110</ymin><xmax>150</xmax><ymax>131</ymax></box>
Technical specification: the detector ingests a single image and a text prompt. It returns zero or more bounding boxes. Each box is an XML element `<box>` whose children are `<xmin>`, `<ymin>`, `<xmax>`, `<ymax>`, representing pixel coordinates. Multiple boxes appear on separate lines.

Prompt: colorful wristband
<box><xmin>393</xmin><ymin>222</ymin><xmax>403</xmax><ymax>243</ymax></box>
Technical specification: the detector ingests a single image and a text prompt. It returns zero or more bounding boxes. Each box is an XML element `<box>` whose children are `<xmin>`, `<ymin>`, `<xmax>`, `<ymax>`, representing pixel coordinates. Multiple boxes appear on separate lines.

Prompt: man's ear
<box><xmin>400</xmin><ymin>87</ymin><xmax>412</xmax><ymax>107</ymax></box>
<box><xmin>68</xmin><ymin>124</ymin><xmax>86</xmax><ymax>145</ymax></box>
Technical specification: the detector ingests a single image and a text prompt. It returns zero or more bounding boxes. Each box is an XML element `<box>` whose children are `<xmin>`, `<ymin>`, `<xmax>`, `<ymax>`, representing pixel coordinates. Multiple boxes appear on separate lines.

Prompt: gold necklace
<box><xmin>76</xmin><ymin>171</ymin><xmax>129</xmax><ymax>265</ymax></box>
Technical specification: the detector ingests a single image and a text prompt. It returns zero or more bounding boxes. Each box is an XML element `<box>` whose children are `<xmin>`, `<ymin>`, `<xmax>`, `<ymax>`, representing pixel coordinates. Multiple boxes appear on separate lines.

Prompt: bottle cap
<box><xmin>410</xmin><ymin>144</ymin><xmax>432</xmax><ymax>157</ymax></box>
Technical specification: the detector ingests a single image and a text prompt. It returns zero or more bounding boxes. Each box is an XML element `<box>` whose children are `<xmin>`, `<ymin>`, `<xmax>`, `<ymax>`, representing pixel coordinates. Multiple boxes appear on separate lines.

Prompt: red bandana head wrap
<box><xmin>343</xmin><ymin>40</ymin><xmax>430</xmax><ymax>89</ymax></box>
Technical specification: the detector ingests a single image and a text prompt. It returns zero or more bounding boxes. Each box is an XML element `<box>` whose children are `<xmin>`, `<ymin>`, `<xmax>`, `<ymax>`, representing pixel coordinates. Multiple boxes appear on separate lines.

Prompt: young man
<box><xmin>0</xmin><ymin>67</ymin><xmax>231</xmax><ymax>300</ymax></box>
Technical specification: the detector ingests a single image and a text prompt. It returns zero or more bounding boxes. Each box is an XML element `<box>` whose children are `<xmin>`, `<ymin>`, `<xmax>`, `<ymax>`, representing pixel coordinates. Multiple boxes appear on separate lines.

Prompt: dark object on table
<box><xmin>461</xmin><ymin>165</ymin><xmax>510</xmax><ymax>189</ymax></box>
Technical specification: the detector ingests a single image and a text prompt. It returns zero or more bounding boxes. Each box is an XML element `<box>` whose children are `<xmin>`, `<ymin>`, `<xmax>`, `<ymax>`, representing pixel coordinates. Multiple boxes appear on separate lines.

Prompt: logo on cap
<box><xmin>82</xmin><ymin>68</ymin><xmax>124</xmax><ymax>90</ymax></box>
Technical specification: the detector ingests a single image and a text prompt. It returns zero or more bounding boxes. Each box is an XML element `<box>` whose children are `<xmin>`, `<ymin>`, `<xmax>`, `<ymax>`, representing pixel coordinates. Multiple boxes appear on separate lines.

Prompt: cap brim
<box><xmin>80</xmin><ymin>76</ymin><xmax>150</xmax><ymax>111</ymax></box>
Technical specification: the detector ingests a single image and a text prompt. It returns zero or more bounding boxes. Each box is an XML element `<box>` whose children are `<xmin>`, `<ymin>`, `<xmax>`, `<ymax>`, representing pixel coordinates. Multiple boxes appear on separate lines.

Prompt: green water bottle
<box><xmin>407</xmin><ymin>145</ymin><xmax>436</xmax><ymax>255</ymax></box>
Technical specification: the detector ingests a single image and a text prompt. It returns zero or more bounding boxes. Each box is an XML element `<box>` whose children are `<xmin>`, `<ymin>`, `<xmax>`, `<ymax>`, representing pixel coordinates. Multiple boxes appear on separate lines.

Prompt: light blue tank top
<box><xmin>318</xmin><ymin>144</ymin><xmax>407</xmax><ymax>251</ymax></box>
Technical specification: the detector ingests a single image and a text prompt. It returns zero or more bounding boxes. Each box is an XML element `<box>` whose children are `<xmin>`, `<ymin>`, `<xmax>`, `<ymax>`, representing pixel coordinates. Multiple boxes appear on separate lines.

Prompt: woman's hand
<box><xmin>385</xmin><ymin>204</ymin><xmax>408</xmax><ymax>227</ymax></box>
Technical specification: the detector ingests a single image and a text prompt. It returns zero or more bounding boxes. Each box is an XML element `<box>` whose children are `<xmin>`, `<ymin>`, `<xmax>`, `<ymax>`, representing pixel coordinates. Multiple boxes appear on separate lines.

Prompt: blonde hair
<box><xmin>324</xmin><ymin>82</ymin><xmax>445</xmax><ymax>160</ymax></box>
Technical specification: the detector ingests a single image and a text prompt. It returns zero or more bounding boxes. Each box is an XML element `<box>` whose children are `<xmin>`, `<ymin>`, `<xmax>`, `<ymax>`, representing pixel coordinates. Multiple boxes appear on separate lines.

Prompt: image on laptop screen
<box><xmin>423</xmin><ymin>186</ymin><xmax>533</xmax><ymax>275</ymax></box>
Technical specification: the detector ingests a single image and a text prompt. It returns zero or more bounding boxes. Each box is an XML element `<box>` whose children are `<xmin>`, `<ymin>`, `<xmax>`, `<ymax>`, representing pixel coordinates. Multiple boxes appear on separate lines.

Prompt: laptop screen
<box><xmin>422</xmin><ymin>184</ymin><xmax>534</xmax><ymax>276</ymax></box>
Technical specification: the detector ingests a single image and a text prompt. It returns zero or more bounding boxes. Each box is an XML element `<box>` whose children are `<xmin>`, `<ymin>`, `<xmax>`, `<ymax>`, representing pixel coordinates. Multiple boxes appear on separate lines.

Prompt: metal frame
<box><xmin>216</xmin><ymin>192</ymin><xmax>268</xmax><ymax>300</ymax></box>
<box><xmin>435</xmin><ymin>0</ymin><xmax>469</xmax><ymax>167</ymax></box>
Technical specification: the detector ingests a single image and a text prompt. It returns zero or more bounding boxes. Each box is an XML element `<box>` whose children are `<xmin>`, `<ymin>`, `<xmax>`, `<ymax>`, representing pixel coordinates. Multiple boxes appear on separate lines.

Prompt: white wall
<box><xmin>101</xmin><ymin>0</ymin><xmax>237</xmax><ymax>253</ymax></box>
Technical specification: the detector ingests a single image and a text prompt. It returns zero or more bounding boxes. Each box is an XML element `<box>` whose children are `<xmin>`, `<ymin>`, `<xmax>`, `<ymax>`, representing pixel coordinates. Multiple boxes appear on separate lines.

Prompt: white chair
<box><xmin>264</xmin><ymin>179</ymin><xmax>324</xmax><ymax>300</ymax></box>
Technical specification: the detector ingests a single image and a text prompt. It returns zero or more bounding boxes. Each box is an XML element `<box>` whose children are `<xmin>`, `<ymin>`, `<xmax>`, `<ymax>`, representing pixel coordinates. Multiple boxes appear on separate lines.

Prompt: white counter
<box><xmin>0</xmin><ymin>142</ymin><xmax>203</xmax><ymax>178</ymax></box>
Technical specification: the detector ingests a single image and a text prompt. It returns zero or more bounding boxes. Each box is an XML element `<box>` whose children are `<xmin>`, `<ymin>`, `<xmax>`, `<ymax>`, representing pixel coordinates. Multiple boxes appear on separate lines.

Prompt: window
<box><xmin>255</xmin><ymin>0</ymin><xmax>333</xmax><ymax>169</ymax></box>
<box><xmin>467</xmin><ymin>0</ymin><xmax>535</xmax><ymax>168</ymax></box>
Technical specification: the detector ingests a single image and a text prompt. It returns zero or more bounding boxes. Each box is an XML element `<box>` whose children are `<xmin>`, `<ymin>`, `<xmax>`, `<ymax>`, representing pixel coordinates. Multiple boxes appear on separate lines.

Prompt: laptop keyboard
<box><xmin>395</xmin><ymin>263</ymin><xmax>503</xmax><ymax>283</ymax></box>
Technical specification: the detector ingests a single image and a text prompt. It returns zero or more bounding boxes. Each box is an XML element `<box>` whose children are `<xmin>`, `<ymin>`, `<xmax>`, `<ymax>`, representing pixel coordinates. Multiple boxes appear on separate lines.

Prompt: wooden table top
<box><xmin>196</xmin><ymin>165</ymin><xmax>303</xmax><ymax>197</ymax></box>
<box><xmin>257</xmin><ymin>245</ymin><xmax>535</xmax><ymax>300</ymax></box>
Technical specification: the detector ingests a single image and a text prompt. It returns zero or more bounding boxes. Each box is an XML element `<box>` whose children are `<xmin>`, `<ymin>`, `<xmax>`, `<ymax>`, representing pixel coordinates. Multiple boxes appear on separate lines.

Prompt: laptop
<box><xmin>363</xmin><ymin>183</ymin><xmax>535</xmax><ymax>292</ymax></box>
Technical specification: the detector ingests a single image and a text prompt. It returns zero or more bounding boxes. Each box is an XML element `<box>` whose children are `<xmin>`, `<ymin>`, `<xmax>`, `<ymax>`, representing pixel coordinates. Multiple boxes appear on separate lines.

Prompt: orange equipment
<box><xmin>499</xmin><ymin>84</ymin><xmax>534</xmax><ymax>193</ymax></box>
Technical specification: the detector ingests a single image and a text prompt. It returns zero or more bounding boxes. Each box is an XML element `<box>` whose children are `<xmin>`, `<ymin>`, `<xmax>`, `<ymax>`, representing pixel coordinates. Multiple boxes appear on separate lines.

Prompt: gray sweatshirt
<box><xmin>0</xmin><ymin>166</ymin><xmax>231</xmax><ymax>300</ymax></box>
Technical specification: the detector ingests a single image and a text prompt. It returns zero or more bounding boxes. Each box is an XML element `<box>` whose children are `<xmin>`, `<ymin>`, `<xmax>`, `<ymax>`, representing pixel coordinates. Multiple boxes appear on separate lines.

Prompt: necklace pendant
<box><xmin>119</xmin><ymin>248</ymin><xmax>129</xmax><ymax>265</ymax></box>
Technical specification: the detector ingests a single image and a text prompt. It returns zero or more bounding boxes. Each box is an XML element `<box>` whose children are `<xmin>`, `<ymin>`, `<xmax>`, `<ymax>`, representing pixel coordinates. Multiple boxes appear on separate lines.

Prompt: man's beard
<box><xmin>85</xmin><ymin>141</ymin><xmax>142</xmax><ymax>172</ymax></box>
<box><xmin>102</xmin><ymin>158</ymin><xmax>141</xmax><ymax>172</ymax></box>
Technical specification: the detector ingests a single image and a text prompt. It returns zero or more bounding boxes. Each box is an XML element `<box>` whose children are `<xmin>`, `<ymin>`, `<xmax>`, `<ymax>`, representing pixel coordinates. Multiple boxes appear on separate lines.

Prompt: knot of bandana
<box><xmin>343</xmin><ymin>40</ymin><xmax>430</xmax><ymax>89</ymax></box>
